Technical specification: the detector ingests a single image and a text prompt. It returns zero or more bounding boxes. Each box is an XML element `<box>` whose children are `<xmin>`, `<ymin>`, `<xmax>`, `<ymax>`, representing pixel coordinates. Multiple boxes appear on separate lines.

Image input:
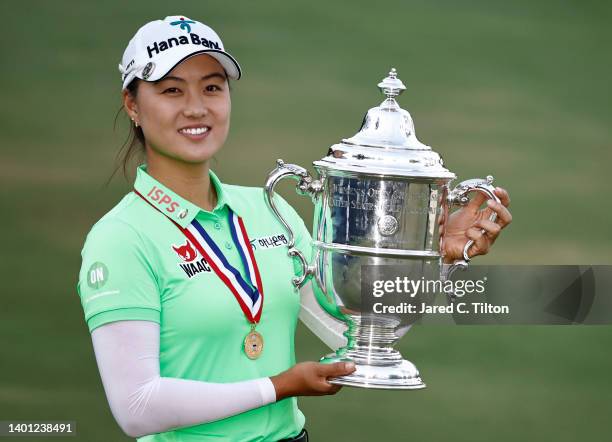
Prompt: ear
<box><xmin>122</xmin><ymin>89</ymin><xmax>139</xmax><ymax>122</ymax></box>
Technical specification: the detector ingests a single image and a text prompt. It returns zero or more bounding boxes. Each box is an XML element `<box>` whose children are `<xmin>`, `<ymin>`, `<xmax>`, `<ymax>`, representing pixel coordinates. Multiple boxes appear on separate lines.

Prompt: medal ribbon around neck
<box><xmin>133</xmin><ymin>189</ymin><xmax>264</xmax><ymax>324</ymax></box>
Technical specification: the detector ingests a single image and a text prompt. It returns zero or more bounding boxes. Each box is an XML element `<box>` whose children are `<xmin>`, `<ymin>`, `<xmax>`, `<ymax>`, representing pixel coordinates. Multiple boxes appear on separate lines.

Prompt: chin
<box><xmin>173</xmin><ymin>149</ymin><xmax>217</xmax><ymax>165</ymax></box>
<box><xmin>148</xmin><ymin>136</ymin><xmax>223</xmax><ymax>165</ymax></box>
<box><xmin>163</xmin><ymin>142</ymin><xmax>220</xmax><ymax>164</ymax></box>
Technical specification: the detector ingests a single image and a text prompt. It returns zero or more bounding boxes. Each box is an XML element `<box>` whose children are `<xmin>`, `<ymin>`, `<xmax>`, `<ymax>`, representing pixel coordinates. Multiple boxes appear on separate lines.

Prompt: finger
<box><xmin>466</xmin><ymin>191</ymin><xmax>488</xmax><ymax>211</ymax></box>
<box><xmin>474</xmin><ymin>219</ymin><xmax>501</xmax><ymax>240</ymax></box>
<box><xmin>485</xmin><ymin>200</ymin><xmax>512</xmax><ymax>227</ymax></box>
<box><xmin>438</xmin><ymin>211</ymin><xmax>446</xmax><ymax>226</ymax></box>
<box><xmin>465</xmin><ymin>227</ymin><xmax>489</xmax><ymax>257</ymax></box>
<box><xmin>494</xmin><ymin>187</ymin><xmax>511</xmax><ymax>207</ymax></box>
<box><xmin>324</xmin><ymin>384</ymin><xmax>342</xmax><ymax>395</ymax></box>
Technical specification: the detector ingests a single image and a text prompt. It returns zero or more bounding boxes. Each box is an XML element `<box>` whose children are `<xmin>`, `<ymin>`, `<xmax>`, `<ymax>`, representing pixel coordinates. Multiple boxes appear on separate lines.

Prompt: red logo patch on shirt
<box><xmin>172</xmin><ymin>240</ymin><xmax>197</xmax><ymax>262</ymax></box>
<box><xmin>171</xmin><ymin>240</ymin><xmax>212</xmax><ymax>278</ymax></box>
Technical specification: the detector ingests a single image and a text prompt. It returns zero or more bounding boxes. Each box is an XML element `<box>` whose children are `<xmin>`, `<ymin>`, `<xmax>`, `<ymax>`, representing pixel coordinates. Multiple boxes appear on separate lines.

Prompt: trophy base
<box><xmin>320</xmin><ymin>353</ymin><xmax>426</xmax><ymax>390</ymax></box>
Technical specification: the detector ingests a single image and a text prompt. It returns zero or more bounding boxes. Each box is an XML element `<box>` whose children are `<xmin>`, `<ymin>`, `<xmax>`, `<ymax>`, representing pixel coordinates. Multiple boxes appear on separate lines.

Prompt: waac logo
<box><xmin>171</xmin><ymin>240</ymin><xmax>212</xmax><ymax>278</ymax></box>
<box><xmin>172</xmin><ymin>241</ymin><xmax>197</xmax><ymax>262</ymax></box>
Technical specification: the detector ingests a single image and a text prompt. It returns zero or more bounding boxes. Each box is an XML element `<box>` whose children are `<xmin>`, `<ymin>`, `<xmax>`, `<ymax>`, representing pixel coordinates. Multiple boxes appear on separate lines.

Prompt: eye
<box><xmin>205</xmin><ymin>84</ymin><xmax>222</xmax><ymax>92</ymax></box>
<box><xmin>163</xmin><ymin>87</ymin><xmax>180</xmax><ymax>94</ymax></box>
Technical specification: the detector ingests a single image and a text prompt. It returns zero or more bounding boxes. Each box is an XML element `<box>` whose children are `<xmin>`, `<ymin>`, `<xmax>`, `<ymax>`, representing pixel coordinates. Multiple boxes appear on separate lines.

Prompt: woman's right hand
<box><xmin>270</xmin><ymin>361</ymin><xmax>356</xmax><ymax>401</ymax></box>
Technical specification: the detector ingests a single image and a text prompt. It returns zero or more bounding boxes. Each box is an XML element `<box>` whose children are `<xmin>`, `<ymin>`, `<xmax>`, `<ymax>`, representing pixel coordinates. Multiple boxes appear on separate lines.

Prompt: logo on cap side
<box><xmin>170</xmin><ymin>17</ymin><xmax>196</xmax><ymax>33</ymax></box>
<box><xmin>142</xmin><ymin>62</ymin><xmax>155</xmax><ymax>79</ymax></box>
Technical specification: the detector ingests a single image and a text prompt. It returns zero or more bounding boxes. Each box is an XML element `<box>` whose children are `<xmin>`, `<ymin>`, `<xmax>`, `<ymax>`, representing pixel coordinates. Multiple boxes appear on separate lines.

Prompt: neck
<box><xmin>145</xmin><ymin>151</ymin><xmax>217</xmax><ymax>212</ymax></box>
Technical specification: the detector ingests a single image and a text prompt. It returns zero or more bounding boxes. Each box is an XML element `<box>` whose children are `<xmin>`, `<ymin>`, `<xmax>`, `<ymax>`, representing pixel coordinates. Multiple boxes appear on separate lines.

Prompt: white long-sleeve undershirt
<box><xmin>91</xmin><ymin>321</ymin><xmax>277</xmax><ymax>438</ymax></box>
<box><xmin>298</xmin><ymin>281</ymin><xmax>348</xmax><ymax>351</ymax></box>
<box><xmin>89</xmin><ymin>283</ymin><xmax>348</xmax><ymax>438</ymax></box>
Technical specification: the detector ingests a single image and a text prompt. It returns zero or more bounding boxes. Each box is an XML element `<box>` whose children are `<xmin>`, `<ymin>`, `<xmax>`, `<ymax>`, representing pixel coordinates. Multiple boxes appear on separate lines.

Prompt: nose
<box><xmin>182</xmin><ymin>91</ymin><xmax>208</xmax><ymax>119</ymax></box>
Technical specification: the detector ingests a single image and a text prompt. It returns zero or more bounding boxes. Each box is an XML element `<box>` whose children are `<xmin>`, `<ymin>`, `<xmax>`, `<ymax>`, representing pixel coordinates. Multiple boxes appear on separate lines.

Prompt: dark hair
<box><xmin>107</xmin><ymin>79</ymin><xmax>145</xmax><ymax>185</ymax></box>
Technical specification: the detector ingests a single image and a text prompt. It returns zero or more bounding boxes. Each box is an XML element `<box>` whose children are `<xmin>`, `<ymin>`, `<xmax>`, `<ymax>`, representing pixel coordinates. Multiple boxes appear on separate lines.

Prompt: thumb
<box><xmin>321</xmin><ymin>361</ymin><xmax>356</xmax><ymax>377</ymax></box>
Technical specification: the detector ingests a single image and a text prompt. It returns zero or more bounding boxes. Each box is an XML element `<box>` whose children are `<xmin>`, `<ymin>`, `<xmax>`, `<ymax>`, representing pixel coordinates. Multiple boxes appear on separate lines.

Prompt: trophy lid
<box><xmin>314</xmin><ymin>68</ymin><xmax>455</xmax><ymax>180</ymax></box>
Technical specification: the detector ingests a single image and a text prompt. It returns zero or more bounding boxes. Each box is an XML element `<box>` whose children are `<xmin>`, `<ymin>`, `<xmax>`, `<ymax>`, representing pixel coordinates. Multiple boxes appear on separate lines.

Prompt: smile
<box><xmin>179</xmin><ymin>126</ymin><xmax>210</xmax><ymax>135</ymax></box>
<box><xmin>178</xmin><ymin>126</ymin><xmax>211</xmax><ymax>140</ymax></box>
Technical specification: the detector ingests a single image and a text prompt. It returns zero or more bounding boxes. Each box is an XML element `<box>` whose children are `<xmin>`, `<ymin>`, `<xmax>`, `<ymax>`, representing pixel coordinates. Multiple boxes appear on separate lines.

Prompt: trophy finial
<box><xmin>378</xmin><ymin>67</ymin><xmax>406</xmax><ymax>99</ymax></box>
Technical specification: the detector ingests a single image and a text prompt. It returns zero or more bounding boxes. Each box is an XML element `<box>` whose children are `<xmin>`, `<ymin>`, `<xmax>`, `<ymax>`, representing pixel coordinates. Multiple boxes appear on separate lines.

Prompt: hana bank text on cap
<box><xmin>118</xmin><ymin>15</ymin><xmax>242</xmax><ymax>90</ymax></box>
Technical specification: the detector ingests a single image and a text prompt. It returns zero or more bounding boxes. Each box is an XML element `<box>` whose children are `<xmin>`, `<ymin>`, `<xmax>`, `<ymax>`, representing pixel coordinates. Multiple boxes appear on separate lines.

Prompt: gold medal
<box><xmin>244</xmin><ymin>324</ymin><xmax>264</xmax><ymax>359</ymax></box>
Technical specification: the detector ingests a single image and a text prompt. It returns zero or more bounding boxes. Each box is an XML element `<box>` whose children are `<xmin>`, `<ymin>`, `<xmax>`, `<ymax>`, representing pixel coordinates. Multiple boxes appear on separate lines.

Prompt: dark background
<box><xmin>1</xmin><ymin>1</ymin><xmax>611</xmax><ymax>441</ymax></box>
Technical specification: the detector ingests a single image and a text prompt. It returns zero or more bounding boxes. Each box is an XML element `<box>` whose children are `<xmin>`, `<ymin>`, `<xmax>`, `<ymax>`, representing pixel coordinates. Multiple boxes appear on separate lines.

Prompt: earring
<box><xmin>131</xmin><ymin>118</ymin><xmax>139</xmax><ymax>128</ymax></box>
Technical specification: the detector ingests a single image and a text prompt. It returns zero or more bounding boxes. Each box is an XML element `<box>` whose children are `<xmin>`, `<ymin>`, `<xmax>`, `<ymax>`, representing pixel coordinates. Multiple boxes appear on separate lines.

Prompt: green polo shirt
<box><xmin>77</xmin><ymin>164</ymin><xmax>313</xmax><ymax>441</ymax></box>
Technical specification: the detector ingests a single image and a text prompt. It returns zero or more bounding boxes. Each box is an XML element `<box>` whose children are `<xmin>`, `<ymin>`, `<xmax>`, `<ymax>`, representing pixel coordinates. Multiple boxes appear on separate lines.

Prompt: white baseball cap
<box><xmin>118</xmin><ymin>15</ymin><xmax>241</xmax><ymax>90</ymax></box>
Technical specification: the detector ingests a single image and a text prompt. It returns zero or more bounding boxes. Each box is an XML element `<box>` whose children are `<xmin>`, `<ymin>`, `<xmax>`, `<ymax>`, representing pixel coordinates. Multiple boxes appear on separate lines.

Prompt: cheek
<box><xmin>140</xmin><ymin>99</ymin><xmax>171</xmax><ymax>125</ymax></box>
<box><xmin>142</xmin><ymin>104</ymin><xmax>178</xmax><ymax>141</ymax></box>
<box><xmin>214</xmin><ymin>100</ymin><xmax>231</xmax><ymax>135</ymax></box>
<box><xmin>218</xmin><ymin>100</ymin><xmax>231</xmax><ymax>123</ymax></box>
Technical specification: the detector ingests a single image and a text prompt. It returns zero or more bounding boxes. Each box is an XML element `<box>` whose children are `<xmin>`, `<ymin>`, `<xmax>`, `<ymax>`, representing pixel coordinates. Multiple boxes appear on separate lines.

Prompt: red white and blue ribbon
<box><xmin>134</xmin><ymin>190</ymin><xmax>264</xmax><ymax>324</ymax></box>
<box><xmin>183</xmin><ymin>211</ymin><xmax>264</xmax><ymax>323</ymax></box>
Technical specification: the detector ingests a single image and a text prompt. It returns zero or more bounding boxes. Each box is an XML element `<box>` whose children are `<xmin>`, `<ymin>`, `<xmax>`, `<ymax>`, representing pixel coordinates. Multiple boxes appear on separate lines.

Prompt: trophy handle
<box><xmin>442</xmin><ymin>175</ymin><xmax>501</xmax><ymax>283</ymax></box>
<box><xmin>264</xmin><ymin>159</ymin><xmax>324</xmax><ymax>287</ymax></box>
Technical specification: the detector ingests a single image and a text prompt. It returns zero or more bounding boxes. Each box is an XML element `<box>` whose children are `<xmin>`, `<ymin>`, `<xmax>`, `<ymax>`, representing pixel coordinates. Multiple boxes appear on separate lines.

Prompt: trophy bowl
<box><xmin>264</xmin><ymin>69</ymin><xmax>500</xmax><ymax>389</ymax></box>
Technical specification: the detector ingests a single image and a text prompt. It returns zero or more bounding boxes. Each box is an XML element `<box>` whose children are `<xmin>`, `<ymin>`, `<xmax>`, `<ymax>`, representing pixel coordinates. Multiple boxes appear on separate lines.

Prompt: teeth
<box><xmin>180</xmin><ymin>127</ymin><xmax>209</xmax><ymax>135</ymax></box>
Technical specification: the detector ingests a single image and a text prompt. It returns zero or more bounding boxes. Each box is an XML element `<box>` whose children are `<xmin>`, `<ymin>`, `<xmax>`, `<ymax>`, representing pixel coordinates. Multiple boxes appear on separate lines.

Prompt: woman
<box><xmin>77</xmin><ymin>15</ymin><xmax>512</xmax><ymax>442</ymax></box>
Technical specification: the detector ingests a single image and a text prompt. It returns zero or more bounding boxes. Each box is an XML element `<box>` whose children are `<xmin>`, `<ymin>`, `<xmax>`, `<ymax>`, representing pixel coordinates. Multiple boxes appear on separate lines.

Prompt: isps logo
<box><xmin>171</xmin><ymin>240</ymin><xmax>211</xmax><ymax>278</ymax></box>
<box><xmin>147</xmin><ymin>185</ymin><xmax>181</xmax><ymax>214</ymax></box>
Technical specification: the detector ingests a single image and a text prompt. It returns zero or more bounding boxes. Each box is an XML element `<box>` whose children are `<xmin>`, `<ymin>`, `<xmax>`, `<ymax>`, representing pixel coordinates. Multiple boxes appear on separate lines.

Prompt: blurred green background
<box><xmin>1</xmin><ymin>0</ymin><xmax>611</xmax><ymax>441</ymax></box>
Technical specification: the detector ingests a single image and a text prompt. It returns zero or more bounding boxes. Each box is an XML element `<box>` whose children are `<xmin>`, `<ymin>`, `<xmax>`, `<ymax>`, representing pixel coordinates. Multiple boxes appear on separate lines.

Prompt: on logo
<box><xmin>87</xmin><ymin>262</ymin><xmax>109</xmax><ymax>290</ymax></box>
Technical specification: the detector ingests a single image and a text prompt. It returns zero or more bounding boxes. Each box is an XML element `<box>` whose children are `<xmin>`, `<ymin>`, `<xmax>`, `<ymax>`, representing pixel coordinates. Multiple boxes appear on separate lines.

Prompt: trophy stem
<box><xmin>344</xmin><ymin>316</ymin><xmax>403</xmax><ymax>366</ymax></box>
<box><xmin>320</xmin><ymin>315</ymin><xmax>426</xmax><ymax>389</ymax></box>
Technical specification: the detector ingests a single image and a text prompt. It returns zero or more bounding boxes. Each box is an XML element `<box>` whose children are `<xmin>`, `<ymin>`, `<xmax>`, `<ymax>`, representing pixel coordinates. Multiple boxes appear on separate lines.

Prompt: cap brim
<box><xmin>143</xmin><ymin>48</ymin><xmax>241</xmax><ymax>84</ymax></box>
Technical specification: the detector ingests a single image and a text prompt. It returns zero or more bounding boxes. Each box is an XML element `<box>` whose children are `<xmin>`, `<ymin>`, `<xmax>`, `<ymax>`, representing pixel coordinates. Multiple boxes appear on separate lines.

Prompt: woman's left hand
<box><xmin>441</xmin><ymin>187</ymin><xmax>512</xmax><ymax>263</ymax></box>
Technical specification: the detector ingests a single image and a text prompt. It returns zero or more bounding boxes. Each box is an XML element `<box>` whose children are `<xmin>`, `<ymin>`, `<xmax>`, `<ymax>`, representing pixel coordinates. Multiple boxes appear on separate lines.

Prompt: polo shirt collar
<box><xmin>133</xmin><ymin>164</ymin><xmax>240</xmax><ymax>228</ymax></box>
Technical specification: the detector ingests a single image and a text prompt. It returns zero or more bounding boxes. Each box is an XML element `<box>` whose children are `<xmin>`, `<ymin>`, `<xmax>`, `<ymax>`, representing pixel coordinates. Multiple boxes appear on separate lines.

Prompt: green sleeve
<box><xmin>86</xmin><ymin>307</ymin><xmax>160</xmax><ymax>333</ymax></box>
<box><xmin>77</xmin><ymin>219</ymin><xmax>161</xmax><ymax>333</ymax></box>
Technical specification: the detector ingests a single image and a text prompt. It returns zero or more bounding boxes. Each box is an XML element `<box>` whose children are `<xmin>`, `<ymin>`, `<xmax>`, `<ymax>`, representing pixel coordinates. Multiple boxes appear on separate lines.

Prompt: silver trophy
<box><xmin>264</xmin><ymin>69</ymin><xmax>500</xmax><ymax>389</ymax></box>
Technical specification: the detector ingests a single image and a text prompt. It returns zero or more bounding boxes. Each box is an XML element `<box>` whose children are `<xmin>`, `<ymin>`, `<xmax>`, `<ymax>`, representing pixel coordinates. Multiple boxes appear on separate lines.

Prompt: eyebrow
<box><xmin>156</xmin><ymin>72</ymin><xmax>227</xmax><ymax>83</ymax></box>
